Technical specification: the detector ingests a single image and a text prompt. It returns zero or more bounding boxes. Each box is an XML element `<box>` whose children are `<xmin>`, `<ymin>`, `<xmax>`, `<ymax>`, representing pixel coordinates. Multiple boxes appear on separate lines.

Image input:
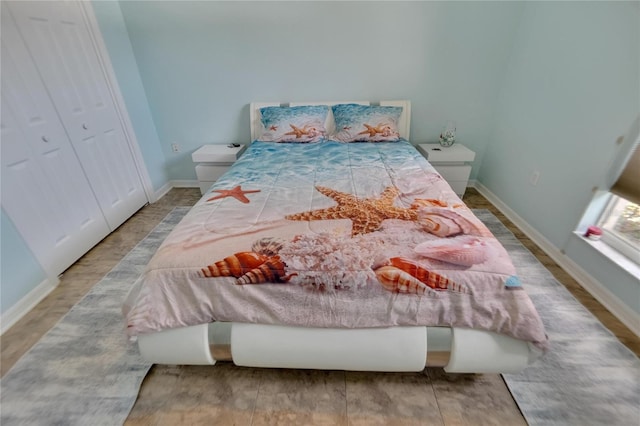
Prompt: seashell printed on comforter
<box><xmin>124</xmin><ymin>140</ymin><xmax>549</xmax><ymax>351</ymax></box>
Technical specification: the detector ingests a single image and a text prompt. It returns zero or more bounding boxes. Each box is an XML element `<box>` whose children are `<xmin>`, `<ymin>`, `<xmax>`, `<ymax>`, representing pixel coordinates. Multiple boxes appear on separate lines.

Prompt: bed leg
<box><xmin>444</xmin><ymin>328</ymin><xmax>532</xmax><ymax>373</ymax></box>
<box><xmin>138</xmin><ymin>323</ymin><xmax>216</xmax><ymax>365</ymax></box>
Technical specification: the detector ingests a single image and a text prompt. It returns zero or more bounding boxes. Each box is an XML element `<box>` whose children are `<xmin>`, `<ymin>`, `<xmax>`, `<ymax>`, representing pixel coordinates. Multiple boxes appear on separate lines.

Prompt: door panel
<box><xmin>7</xmin><ymin>0</ymin><xmax>147</xmax><ymax>230</ymax></box>
<box><xmin>2</xmin><ymin>2</ymin><xmax>111</xmax><ymax>276</ymax></box>
<box><xmin>1</xmin><ymin>98</ymin><xmax>110</xmax><ymax>275</ymax></box>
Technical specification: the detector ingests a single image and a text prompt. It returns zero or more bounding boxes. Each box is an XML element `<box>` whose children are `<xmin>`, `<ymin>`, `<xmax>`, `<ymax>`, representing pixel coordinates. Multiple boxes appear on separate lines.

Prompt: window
<box><xmin>598</xmin><ymin>195</ymin><xmax>640</xmax><ymax>263</ymax></box>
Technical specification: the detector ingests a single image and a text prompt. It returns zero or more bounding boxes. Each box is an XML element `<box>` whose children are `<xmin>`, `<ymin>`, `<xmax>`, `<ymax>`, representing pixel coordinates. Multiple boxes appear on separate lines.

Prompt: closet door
<box><xmin>1</xmin><ymin>5</ymin><xmax>110</xmax><ymax>275</ymax></box>
<box><xmin>6</xmin><ymin>0</ymin><xmax>147</xmax><ymax>230</ymax></box>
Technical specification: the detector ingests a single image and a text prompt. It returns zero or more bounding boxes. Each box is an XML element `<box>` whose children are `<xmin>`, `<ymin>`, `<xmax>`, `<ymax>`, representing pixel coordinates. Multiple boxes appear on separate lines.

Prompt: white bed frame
<box><xmin>137</xmin><ymin>100</ymin><xmax>542</xmax><ymax>373</ymax></box>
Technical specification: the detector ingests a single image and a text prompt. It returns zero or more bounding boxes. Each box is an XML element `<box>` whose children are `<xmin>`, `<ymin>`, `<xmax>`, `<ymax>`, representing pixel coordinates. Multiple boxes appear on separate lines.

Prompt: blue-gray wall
<box><xmin>1</xmin><ymin>210</ymin><xmax>47</xmax><ymax>313</ymax></box>
<box><xmin>118</xmin><ymin>0</ymin><xmax>524</xmax><ymax>180</ymax></box>
<box><xmin>480</xmin><ymin>1</ymin><xmax>639</xmax><ymax>312</ymax></box>
<box><xmin>91</xmin><ymin>0</ymin><xmax>169</xmax><ymax>191</ymax></box>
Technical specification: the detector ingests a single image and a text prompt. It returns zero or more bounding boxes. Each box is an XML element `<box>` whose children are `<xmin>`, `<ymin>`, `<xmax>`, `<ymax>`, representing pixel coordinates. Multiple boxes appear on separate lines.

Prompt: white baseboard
<box><xmin>170</xmin><ymin>179</ymin><xmax>199</xmax><ymax>188</ymax></box>
<box><xmin>474</xmin><ymin>181</ymin><xmax>640</xmax><ymax>338</ymax></box>
<box><xmin>559</xmin><ymin>247</ymin><xmax>640</xmax><ymax>338</ymax></box>
<box><xmin>1</xmin><ymin>277</ymin><xmax>59</xmax><ymax>335</ymax></box>
<box><xmin>474</xmin><ymin>181</ymin><xmax>561</xmax><ymax>257</ymax></box>
<box><xmin>151</xmin><ymin>180</ymin><xmax>199</xmax><ymax>204</ymax></box>
<box><xmin>153</xmin><ymin>181</ymin><xmax>173</xmax><ymax>202</ymax></box>
<box><xmin>467</xmin><ymin>179</ymin><xmax>477</xmax><ymax>189</ymax></box>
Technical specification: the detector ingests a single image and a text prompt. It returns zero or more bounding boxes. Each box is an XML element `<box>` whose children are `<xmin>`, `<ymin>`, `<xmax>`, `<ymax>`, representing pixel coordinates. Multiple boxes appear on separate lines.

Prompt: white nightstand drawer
<box><xmin>433</xmin><ymin>164</ymin><xmax>472</xmax><ymax>182</ymax></box>
<box><xmin>196</xmin><ymin>164</ymin><xmax>231</xmax><ymax>182</ymax></box>
<box><xmin>417</xmin><ymin>143</ymin><xmax>475</xmax><ymax>197</ymax></box>
<box><xmin>193</xmin><ymin>144</ymin><xmax>246</xmax><ymax>195</ymax></box>
<box><xmin>419</xmin><ymin>144</ymin><xmax>476</xmax><ymax>163</ymax></box>
<box><xmin>447</xmin><ymin>181</ymin><xmax>469</xmax><ymax>197</ymax></box>
<box><xmin>199</xmin><ymin>181</ymin><xmax>215</xmax><ymax>195</ymax></box>
<box><xmin>192</xmin><ymin>144</ymin><xmax>246</xmax><ymax>163</ymax></box>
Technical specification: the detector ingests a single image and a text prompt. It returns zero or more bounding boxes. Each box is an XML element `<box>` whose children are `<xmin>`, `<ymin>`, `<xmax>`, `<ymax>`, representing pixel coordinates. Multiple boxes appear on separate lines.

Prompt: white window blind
<box><xmin>610</xmin><ymin>141</ymin><xmax>640</xmax><ymax>206</ymax></box>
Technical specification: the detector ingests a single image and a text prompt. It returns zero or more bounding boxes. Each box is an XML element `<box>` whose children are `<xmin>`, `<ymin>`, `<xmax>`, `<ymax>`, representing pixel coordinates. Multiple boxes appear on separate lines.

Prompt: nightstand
<box><xmin>192</xmin><ymin>144</ymin><xmax>247</xmax><ymax>194</ymax></box>
<box><xmin>417</xmin><ymin>143</ymin><xmax>476</xmax><ymax>196</ymax></box>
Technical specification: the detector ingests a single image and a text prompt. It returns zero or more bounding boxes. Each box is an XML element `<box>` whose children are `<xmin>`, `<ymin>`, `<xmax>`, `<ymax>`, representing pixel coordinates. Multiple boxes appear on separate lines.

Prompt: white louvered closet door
<box><xmin>7</xmin><ymin>0</ymin><xmax>147</xmax><ymax>230</ymax></box>
<box><xmin>1</xmin><ymin>5</ymin><xmax>110</xmax><ymax>275</ymax></box>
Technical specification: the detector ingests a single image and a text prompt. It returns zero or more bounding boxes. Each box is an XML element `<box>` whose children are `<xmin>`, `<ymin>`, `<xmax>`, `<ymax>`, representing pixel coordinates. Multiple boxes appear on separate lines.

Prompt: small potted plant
<box><xmin>439</xmin><ymin>121</ymin><xmax>456</xmax><ymax>147</ymax></box>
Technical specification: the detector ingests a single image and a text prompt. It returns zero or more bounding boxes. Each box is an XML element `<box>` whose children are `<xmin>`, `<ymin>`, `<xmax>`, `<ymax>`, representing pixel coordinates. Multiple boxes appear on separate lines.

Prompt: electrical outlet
<box><xmin>171</xmin><ymin>143</ymin><xmax>180</xmax><ymax>153</ymax></box>
<box><xmin>529</xmin><ymin>170</ymin><xmax>540</xmax><ymax>186</ymax></box>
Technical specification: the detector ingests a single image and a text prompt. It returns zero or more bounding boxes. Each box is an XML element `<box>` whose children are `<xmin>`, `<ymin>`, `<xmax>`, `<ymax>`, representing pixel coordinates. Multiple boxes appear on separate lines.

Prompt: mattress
<box><xmin>124</xmin><ymin>139</ymin><xmax>548</xmax><ymax>352</ymax></box>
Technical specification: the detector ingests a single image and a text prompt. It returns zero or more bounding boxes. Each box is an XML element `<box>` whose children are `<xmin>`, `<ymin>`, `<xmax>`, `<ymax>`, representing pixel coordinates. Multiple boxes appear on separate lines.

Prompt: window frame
<box><xmin>597</xmin><ymin>194</ymin><xmax>640</xmax><ymax>264</ymax></box>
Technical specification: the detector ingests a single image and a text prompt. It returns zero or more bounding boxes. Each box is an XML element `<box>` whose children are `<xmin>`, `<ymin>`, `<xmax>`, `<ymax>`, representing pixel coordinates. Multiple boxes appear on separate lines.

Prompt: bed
<box><xmin>124</xmin><ymin>100</ymin><xmax>548</xmax><ymax>373</ymax></box>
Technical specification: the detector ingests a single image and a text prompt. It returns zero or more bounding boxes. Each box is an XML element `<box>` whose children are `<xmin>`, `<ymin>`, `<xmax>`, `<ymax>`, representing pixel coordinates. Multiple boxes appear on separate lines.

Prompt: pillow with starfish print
<box><xmin>258</xmin><ymin>105</ymin><xmax>328</xmax><ymax>143</ymax></box>
<box><xmin>330</xmin><ymin>104</ymin><xmax>402</xmax><ymax>142</ymax></box>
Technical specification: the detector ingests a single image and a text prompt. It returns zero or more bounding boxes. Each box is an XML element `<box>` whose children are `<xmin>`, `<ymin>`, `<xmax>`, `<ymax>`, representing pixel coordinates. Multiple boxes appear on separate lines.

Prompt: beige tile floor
<box><xmin>2</xmin><ymin>187</ymin><xmax>638</xmax><ymax>425</ymax></box>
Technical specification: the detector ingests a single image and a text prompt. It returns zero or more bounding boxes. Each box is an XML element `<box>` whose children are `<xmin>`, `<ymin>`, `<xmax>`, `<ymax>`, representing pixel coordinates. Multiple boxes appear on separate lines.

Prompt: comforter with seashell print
<box><xmin>123</xmin><ymin>140</ymin><xmax>548</xmax><ymax>351</ymax></box>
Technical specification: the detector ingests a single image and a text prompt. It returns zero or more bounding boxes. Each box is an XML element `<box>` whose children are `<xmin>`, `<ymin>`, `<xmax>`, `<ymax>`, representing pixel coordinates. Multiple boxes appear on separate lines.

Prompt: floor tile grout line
<box><xmin>427</xmin><ymin>370</ymin><xmax>447</xmax><ymax>426</ymax></box>
<box><xmin>248</xmin><ymin>368</ymin><xmax>263</xmax><ymax>426</ymax></box>
<box><xmin>501</xmin><ymin>374</ymin><xmax>529</xmax><ymax>425</ymax></box>
<box><xmin>342</xmin><ymin>370</ymin><xmax>350</xmax><ymax>426</ymax></box>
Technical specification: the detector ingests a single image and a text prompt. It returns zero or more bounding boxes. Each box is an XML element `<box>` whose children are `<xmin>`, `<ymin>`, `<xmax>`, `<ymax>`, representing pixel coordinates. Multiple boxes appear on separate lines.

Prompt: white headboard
<box><xmin>249</xmin><ymin>100</ymin><xmax>411</xmax><ymax>141</ymax></box>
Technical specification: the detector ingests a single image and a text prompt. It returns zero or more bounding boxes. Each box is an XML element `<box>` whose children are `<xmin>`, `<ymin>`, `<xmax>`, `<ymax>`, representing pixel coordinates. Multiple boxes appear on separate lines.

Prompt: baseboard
<box><xmin>170</xmin><ymin>179</ymin><xmax>199</xmax><ymax>188</ymax></box>
<box><xmin>474</xmin><ymin>181</ymin><xmax>640</xmax><ymax>338</ymax></box>
<box><xmin>153</xmin><ymin>182</ymin><xmax>173</xmax><ymax>202</ymax></box>
<box><xmin>1</xmin><ymin>277</ymin><xmax>59</xmax><ymax>335</ymax></box>
<box><xmin>558</xmin><ymin>248</ymin><xmax>640</xmax><ymax>337</ymax></box>
<box><xmin>467</xmin><ymin>179</ymin><xmax>477</xmax><ymax>189</ymax></box>
<box><xmin>474</xmin><ymin>182</ymin><xmax>561</xmax><ymax>257</ymax></box>
<box><xmin>151</xmin><ymin>180</ymin><xmax>199</xmax><ymax>204</ymax></box>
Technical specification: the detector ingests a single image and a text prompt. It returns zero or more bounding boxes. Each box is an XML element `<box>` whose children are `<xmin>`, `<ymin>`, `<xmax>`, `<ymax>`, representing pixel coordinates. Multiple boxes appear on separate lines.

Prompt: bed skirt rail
<box><xmin>137</xmin><ymin>322</ymin><xmax>538</xmax><ymax>373</ymax></box>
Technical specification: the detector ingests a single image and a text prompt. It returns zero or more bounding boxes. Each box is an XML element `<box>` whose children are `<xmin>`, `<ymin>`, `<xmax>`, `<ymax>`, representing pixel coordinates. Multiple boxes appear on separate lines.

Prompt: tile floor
<box><xmin>2</xmin><ymin>187</ymin><xmax>637</xmax><ymax>425</ymax></box>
